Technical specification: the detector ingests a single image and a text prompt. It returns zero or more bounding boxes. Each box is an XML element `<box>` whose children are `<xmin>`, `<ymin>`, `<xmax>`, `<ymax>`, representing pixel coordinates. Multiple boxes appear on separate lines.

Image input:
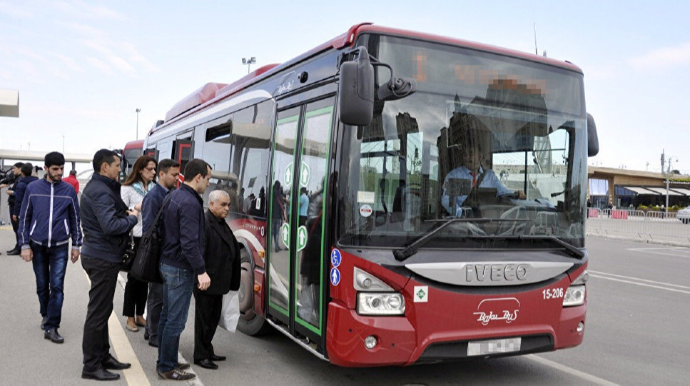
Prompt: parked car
<box><xmin>678</xmin><ymin>207</ymin><xmax>690</xmax><ymax>224</ymax></box>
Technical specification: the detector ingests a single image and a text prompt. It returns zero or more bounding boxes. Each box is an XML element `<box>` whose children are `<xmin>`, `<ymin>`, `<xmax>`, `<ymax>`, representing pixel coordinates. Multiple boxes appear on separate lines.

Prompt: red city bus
<box><xmin>144</xmin><ymin>23</ymin><xmax>599</xmax><ymax>366</ymax></box>
<box><xmin>121</xmin><ymin>139</ymin><xmax>144</xmax><ymax>180</ymax></box>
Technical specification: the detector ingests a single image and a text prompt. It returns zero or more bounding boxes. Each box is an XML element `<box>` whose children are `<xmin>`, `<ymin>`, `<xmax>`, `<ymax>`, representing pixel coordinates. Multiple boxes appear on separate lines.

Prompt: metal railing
<box><xmin>587</xmin><ymin>209</ymin><xmax>690</xmax><ymax>244</ymax></box>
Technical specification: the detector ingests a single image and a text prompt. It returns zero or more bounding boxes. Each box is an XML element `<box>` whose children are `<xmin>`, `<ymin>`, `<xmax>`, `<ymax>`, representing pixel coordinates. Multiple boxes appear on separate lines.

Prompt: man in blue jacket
<box><xmin>80</xmin><ymin>149</ymin><xmax>138</xmax><ymax>381</ymax></box>
<box><xmin>17</xmin><ymin>152</ymin><xmax>82</xmax><ymax>344</ymax></box>
<box><xmin>157</xmin><ymin>158</ymin><xmax>211</xmax><ymax>381</ymax></box>
<box><xmin>141</xmin><ymin>159</ymin><xmax>180</xmax><ymax>348</ymax></box>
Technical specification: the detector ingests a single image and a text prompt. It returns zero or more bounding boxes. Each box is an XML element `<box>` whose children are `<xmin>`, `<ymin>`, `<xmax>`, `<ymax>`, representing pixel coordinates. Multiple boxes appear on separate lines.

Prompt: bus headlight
<box><xmin>563</xmin><ymin>285</ymin><xmax>586</xmax><ymax>307</ymax></box>
<box><xmin>563</xmin><ymin>270</ymin><xmax>588</xmax><ymax>307</ymax></box>
<box><xmin>357</xmin><ymin>293</ymin><xmax>405</xmax><ymax>315</ymax></box>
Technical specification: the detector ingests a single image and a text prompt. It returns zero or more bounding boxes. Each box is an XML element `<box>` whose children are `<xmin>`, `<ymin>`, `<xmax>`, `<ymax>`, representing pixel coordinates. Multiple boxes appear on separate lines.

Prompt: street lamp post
<box><xmin>242</xmin><ymin>57</ymin><xmax>256</xmax><ymax>74</ymax></box>
<box><xmin>665</xmin><ymin>156</ymin><xmax>678</xmax><ymax>215</ymax></box>
<box><xmin>136</xmin><ymin>108</ymin><xmax>141</xmax><ymax>139</ymax></box>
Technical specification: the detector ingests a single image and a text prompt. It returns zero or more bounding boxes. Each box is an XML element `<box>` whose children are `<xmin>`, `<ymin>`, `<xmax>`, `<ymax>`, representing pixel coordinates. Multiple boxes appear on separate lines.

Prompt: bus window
<box><xmin>231</xmin><ymin>100</ymin><xmax>273</xmax><ymax>217</ymax></box>
<box><xmin>202</xmin><ymin>114</ymin><xmax>233</xmax><ymax>212</ymax></box>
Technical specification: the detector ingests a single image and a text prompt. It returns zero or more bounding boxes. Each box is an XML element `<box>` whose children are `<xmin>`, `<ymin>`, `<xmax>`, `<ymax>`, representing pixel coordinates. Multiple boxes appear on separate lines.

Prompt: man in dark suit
<box><xmin>193</xmin><ymin>190</ymin><xmax>241</xmax><ymax>370</ymax></box>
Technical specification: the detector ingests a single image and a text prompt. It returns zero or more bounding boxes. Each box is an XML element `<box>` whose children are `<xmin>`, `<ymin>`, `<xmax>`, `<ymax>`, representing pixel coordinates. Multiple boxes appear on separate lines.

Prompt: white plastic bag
<box><xmin>218</xmin><ymin>290</ymin><xmax>240</xmax><ymax>333</ymax></box>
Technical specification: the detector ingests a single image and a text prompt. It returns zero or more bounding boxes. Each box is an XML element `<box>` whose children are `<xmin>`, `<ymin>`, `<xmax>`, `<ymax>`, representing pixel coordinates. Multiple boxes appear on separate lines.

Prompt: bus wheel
<box><xmin>237</xmin><ymin>247</ymin><xmax>271</xmax><ymax>336</ymax></box>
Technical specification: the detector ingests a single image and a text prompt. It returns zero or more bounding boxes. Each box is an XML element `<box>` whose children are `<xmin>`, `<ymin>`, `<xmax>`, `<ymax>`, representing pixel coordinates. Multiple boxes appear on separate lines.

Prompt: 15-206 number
<box><xmin>542</xmin><ymin>288</ymin><xmax>564</xmax><ymax>300</ymax></box>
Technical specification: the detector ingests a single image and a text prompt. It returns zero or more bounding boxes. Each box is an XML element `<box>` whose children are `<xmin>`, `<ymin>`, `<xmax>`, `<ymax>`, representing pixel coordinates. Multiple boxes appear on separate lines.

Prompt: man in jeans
<box><xmin>80</xmin><ymin>149</ymin><xmax>138</xmax><ymax>381</ymax></box>
<box><xmin>157</xmin><ymin>159</ymin><xmax>211</xmax><ymax>381</ymax></box>
<box><xmin>141</xmin><ymin>159</ymin><xmax>180</xmax><ymax>347</ymax></box>
<box><xmin>17</xmin><ymin>152</ymin><xmax>82</xmax><ymax>343</ymax></box>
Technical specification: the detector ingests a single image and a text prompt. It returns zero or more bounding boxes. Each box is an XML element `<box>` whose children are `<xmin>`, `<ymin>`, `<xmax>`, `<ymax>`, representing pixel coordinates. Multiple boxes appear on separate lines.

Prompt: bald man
<box><xmin>193</xmin><ymin>190</ymin><xmax>241</xmax><ymax>370</ymax></box>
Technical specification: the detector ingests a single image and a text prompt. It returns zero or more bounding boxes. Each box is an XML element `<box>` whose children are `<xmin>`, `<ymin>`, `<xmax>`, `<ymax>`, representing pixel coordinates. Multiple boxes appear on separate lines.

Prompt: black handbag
<box><xmin>130</xmin><ymin>195</ymin><xmax>171</xmax><ymax>283</ymax></box>
<box><xmin>120</xmin><ymin>233</ymin><xmax>136</xmax><ymax>272</ymax></box>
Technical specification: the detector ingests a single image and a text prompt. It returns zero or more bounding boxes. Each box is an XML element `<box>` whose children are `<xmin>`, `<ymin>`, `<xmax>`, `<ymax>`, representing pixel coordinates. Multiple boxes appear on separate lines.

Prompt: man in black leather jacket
<box><xmin>79</xmin><ymin>149</ymin><xmax>138</xmax><ymax>381</ymax></box>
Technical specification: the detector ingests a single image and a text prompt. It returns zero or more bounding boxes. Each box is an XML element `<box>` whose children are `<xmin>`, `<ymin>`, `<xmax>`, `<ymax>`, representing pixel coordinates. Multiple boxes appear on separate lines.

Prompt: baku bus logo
<box><xmin>473</xmin><ymin>297</ymin><xmax>520</xmax><ymax>326</ymax></box>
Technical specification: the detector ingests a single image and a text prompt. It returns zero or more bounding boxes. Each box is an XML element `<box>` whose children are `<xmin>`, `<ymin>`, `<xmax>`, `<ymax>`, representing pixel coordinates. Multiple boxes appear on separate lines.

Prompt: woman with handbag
<box><xmin>121</xmin><ymin>155</ymin><xmax>157</xmax><ymax>332</ymax></box>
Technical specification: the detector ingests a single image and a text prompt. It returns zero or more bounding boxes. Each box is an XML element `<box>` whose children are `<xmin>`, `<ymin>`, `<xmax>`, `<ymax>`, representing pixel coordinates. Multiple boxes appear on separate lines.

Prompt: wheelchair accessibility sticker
<box><xmin>330</xmin><ymin>249</ymin><xmax>341</xmax><ymax>267</ymax></box>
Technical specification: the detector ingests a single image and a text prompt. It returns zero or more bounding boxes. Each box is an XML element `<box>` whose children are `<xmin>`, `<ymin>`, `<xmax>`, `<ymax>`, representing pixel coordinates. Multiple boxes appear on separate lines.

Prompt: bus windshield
<box><xmin>338</xmin><ymin>35</ymin><xmax>588</xmax><ymax>250</ymax></box>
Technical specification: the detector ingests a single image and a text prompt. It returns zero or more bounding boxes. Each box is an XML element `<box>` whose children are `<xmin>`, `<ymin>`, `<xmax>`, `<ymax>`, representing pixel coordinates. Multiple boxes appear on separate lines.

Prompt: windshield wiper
<box><xmin>393</xmin><ymin>217</ymin><xmax>517</xmax><ymax>261</ymax></box>
<box><xmin>393</xmin><ymin>220</ymin><xmax>584</xmax><ymax>261</ymax></box>
<box><xmin>516</xmin><ymin>235</ymin><xmax>585</xmax><ymax>259</ymax></box>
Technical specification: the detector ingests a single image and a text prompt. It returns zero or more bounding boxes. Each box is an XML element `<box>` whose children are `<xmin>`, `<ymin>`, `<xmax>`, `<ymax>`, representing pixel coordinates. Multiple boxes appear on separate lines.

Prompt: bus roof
<box><xmin>150</xmin><ymin>22</ymin><xmax>583</xmax><ymax>137</ymax></box>
<box><xmin>124</xmin><ymin>139</ymin><xmax>144</xmax><ymax>151</ymax></box>
<box><xmin>357</xmin><ymin>24</ymin><xmax>584</xmax><ymax>74</ymax></box>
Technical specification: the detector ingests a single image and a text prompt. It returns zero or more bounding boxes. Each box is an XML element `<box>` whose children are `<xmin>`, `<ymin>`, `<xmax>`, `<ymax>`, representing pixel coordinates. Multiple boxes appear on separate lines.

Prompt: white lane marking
<box><xmin>589</xmin><ymin>270</ymin><xmax>690</xmax><ymax>290</ymax></box>
<box><xmin>627</xmin><ymin>247</ymin><xmax>690</xmax><ymax>251</ymax></box>
<box><xmin>590</xmin><ymin>274</ymin><xmax>690</xmax><ymax>295</ymax></box>
<box><xmin>108</xmin><ymin>312</ymin><xmax>151</xmax><ymax>386</ymax></box>
<box><xmin>116</xmin><ymin>273</ymin><xmax>204</xmax><ymax>386</ymax></box>
<box><xmin>526</xmin><ymin>355</ymin><xmax>620</xmax><ymax>386</ymax></box>
<box><xmin>84</xmin><ymin>271</ymin><xmax>150</xmax><ymax>386</ymax></box>
<box><xmin>626</xmin><ymin>247</ymin><xmax>690</xmax><ymax>259</ymax></box>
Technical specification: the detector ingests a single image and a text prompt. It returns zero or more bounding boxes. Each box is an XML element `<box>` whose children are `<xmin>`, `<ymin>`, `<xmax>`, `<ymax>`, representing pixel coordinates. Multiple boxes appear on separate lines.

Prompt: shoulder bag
<box><xmin>130</xmin><ymin>195</ymin><xmax>171</xmax><ymax>283</ymax></box>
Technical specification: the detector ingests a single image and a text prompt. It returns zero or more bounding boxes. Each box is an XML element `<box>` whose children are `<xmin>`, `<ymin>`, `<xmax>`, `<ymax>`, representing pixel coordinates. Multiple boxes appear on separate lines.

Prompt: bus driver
<box><xmin>441</xmin><ymin>128</ymin><xmax>525</xmax><ymax>216</ymax></box>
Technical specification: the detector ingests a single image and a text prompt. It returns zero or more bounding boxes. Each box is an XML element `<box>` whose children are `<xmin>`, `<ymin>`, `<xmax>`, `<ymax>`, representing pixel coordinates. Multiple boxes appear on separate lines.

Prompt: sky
<box><xmin>1</xmin><ymin>0</ymin><xmax>689</xmax><ymax>174</ymax></box>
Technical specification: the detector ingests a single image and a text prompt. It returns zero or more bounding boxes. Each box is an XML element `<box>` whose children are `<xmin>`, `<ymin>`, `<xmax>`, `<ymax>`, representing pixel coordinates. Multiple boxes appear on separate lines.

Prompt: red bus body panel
<box><xmin>326</xmin><ymin>249</ymin><xmax>586</xmax><ymax>366</ymax></box>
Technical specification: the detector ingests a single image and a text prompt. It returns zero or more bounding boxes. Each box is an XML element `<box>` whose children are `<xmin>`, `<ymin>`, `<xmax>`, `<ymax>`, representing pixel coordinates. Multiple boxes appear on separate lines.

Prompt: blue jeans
<box><xmin>31</xmin><ymin>242</ymin><xmax>68</xmax><ymax>330</ymax></box>
<box><xmin>157</xmin><ymin>263</ymin><xmax>194</xmax><ymax>372</ymax></box>
<box><xmin>273</xmin><ymin>219</ymin><xmax>282</xmax><ymax>251</ymax></box>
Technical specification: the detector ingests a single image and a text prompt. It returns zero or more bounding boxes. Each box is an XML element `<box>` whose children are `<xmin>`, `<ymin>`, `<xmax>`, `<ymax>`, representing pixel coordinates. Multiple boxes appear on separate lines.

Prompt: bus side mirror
<box><xmin>587</xmin><ymin>113</ymin><xmax>599</xmax><ymax>157</ymax></box>
<box><xmin>339</xmin><ymin>47</ymin><xmax>374</xmax><ymax>126</ymax></box>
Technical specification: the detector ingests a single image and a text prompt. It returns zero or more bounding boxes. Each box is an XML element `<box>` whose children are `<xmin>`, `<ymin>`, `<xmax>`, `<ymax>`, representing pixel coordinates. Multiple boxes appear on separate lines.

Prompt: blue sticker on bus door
<box><xmin>330</xmin><ymin>249</ymin><xmax>341</xmax><ymax>267</ymax></box>
<box><xmin>330</xmin><ymin>267</ymin><xmax>341</xmax><ymax>286</ymax></box>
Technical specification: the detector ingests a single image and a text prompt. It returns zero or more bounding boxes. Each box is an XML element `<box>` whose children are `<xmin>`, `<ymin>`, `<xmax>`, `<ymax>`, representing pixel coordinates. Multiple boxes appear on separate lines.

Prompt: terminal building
<box><xmin>588</xmin><ymin>166</ymin><xmax>690</xmax><ymax>209</ymax></box>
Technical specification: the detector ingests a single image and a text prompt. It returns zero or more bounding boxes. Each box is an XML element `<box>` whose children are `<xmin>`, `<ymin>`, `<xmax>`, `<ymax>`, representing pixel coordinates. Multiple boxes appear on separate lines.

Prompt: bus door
<box><xmin>173</xmin><ymin>133</ymin><xmax>193</xmax><ymax>184</ymax></box>
<box><xmin>267</xmin><ymin>97</ymin><xmax>335</xmax><ymax>344</ymax></box>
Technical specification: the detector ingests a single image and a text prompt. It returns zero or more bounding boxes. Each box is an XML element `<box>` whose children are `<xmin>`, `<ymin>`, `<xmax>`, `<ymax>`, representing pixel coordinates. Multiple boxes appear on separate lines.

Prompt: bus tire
<box><xmin>237</xmin><ymin>247</ymin><xmax>272</xmax><ymax>336</ymax></box>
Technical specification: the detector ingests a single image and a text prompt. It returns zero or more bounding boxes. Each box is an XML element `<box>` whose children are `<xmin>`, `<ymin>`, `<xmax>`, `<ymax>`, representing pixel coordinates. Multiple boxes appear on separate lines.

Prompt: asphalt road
<box><xmin>1</xmin><ymin>228</ymin><xmax>688</xmax><ymax>386</ymax></box>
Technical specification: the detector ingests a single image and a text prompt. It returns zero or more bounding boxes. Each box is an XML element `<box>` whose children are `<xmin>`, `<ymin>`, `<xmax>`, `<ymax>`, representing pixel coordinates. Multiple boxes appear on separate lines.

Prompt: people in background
<box><xmin>63</xmin><ymin>169</ymin><xmax>80</xmax><ymax>194</ymax></box>
<box><xmin>1</xmin><ymin>162</ymin><xmax>24</xmax><ymax>255</ymax></box>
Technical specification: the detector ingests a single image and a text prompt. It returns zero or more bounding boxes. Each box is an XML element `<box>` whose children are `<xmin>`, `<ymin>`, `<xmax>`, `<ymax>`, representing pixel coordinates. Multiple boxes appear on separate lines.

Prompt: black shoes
<box><xmin>40</xmin><ymin>316</ymin><xmax>48</xmax><ymax>330</ymax></box>
<box><xmin>6</xmin><ymin>248</ymin><xmax>20</xmax><ymax>255</ymax></box>
<box><xmin>176</xmin><ymin>362</ymin><xmax>191</xmax><ymax>370</ymax></box>
<box><xmin>81</xmin><ymin>368</ymin><xmax>120</xmax><ymax>381</ymax></box>
<box><xmin>44</xmin><ymin>328</ymin><xmax>64</xmax><ymax>344</ymax></box>
<box><xmin>144</xmin><ymin>330</ymin><xmax>149</xmax><ymax>340</ymax></box>
<box><xmin>148</xmin><ymin>340</ymin><xmax>158</xmax><ymax>348</ymax></box>
<box><xmin>102</xmin><ymin>354</ymin><xmax>131</xmax><ymax>370</ymax></box>
<box><xmin>210</xmin><ymin>354</ymin><xmax>226</xmax><ymax>361</ymax></box>
<box><xmin>194</xmin><ymin>359</ymin><xmax>218</xmax><ymax>370</ymax></box>
<box><xmin>158</xmin><ymin>369</ymin><xmax>196</xmax><ymax>380</ymax></box>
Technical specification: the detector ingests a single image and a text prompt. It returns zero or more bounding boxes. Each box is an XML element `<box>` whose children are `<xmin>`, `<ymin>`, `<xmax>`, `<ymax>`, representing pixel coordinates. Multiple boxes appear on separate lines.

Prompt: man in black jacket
<box><xmin>1</xmin><ymin>162</ymin><xmax>24</xmax><ymax>255</ymax></box>
<box><xmin>193</xmin><ymin>190</ymin><xmax>241</xmax><ymax>370</ymax></box>
<box><xmin>157</xmin><ymin>159</ymin><xmax>212</xmax><ymax>381</ymax></box>
<box><xmin>80</xmin><ymin>149</ymin><xmax>138</xmax><ymax>381</ymax></box>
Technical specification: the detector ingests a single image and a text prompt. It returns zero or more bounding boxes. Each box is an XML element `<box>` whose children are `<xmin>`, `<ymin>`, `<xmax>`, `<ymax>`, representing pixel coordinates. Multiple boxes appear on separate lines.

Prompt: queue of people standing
<box><xmin>8</xmin><ymin>150</ymin><xmax>241</xmax><ymax>382</ymax></box>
